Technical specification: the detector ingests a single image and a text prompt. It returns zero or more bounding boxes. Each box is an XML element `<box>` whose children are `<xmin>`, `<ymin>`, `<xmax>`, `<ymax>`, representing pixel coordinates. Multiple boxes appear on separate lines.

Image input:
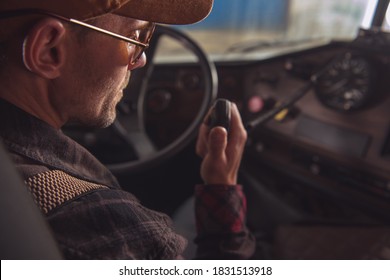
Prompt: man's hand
<box><xmin>196</xmin><ymin>102</ymin><xmax>247</xmax><ymax>185</ymax></box>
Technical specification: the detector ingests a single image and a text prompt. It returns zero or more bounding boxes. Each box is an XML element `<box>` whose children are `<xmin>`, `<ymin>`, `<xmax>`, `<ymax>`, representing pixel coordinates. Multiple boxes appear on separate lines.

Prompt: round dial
<box><xmin>315</xmin><ymin>53</ymin><xmax>374</xmax><ymax>111</ymax></box>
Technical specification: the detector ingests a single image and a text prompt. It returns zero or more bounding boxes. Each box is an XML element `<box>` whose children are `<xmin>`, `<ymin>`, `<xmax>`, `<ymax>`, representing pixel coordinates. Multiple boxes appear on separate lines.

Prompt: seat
<box><xmin>0</xmin><ymin>141</ymin><xmax>62</xmax><ymax>259</ymax></box>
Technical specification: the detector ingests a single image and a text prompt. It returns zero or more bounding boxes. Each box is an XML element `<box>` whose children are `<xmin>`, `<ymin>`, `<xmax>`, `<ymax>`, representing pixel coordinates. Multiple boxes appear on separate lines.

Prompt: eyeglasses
<box><xmin>0</xmin><ymin>9</ymin><xmax>156</xmax><ymax>65</ymax></box>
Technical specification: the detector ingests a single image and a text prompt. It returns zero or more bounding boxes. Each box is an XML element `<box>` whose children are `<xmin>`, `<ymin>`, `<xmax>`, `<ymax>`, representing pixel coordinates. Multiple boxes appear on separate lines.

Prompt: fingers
<box><xmin>196</xmin><ymin>101</ymin><xmax>246</xmax><ymax>185</ymax></box>
<box><xmin>196</xmin><ymin>101</ymin><xmax>247</xmax><ymax>158</ymax></box>
<box><xmin>226</xmin><ymin>103</ymin><xmax>247</xmax><ymax>153</ymax></box>
<box><xmin>230</xmin><ymin>102</ymin><xmax>246</xmax><ymax>138</ymax></box>
<box><xmin>207</xmin><ymin>126</ymin><xmax>228</xmax><ymax>159</ymax></box>
<box><xmin>196</xmin><ymin>105</ymin><xmax>214</xmax><ymax>157</ymax></box>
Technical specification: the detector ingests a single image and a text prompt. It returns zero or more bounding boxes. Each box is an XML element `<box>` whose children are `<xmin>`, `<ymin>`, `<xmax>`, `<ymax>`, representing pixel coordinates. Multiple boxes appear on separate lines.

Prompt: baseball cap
<box><xmin>0</xmin><ymin>0</ymin><xmax>213</xmax><ymax>24</ymax></box>
<box><xmin>0</xmin><ymin>0</ymin><xmax>213</xmax><ymax>40</ymax></box>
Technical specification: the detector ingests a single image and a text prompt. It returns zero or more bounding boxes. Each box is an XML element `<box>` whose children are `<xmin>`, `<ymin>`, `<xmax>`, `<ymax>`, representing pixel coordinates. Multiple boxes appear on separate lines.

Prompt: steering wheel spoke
<box><xmin>112</xmin><ymin>120</ymin><xmax>157</xmax><ymax>159</ymax></box>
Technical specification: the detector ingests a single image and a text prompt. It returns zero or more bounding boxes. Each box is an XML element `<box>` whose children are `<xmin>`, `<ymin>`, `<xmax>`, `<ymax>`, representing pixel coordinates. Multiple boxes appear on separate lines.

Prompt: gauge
<box><xmin>314</xmin><ymin>53</ymin><xmax>375</xmax><ymax>111</ymax></box>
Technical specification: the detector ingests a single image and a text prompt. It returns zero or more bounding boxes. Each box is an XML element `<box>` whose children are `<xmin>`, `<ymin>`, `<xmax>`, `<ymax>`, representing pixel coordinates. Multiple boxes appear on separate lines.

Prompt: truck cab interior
<box><xmin>1</xmin><ymin>0</ymin><xmax>390</xmax><ymax>259</ymax></box>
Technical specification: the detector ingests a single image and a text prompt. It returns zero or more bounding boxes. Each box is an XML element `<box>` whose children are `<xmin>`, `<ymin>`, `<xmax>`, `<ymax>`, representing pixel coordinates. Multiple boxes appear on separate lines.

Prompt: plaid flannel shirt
<box><xmin>0</xmin><ymin>99</ymin><xmax>255</xmax><ymax>259</ymax></box>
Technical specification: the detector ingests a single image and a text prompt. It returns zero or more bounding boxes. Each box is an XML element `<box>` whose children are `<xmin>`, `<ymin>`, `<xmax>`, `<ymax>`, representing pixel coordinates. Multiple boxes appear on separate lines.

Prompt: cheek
<box><xmin>116</xmin><ymin>43</ymin><xmax>131</xmax><ymax>67</ymax></box>
<box><xmin>92</xmin><ymin>44</ymin><xmax>130</xmax><ymax>86</ymax></box>
<box><xmin>86</xmin><ymin>39</ymin><xmax>130</xmax><ymax>71</ymax></box>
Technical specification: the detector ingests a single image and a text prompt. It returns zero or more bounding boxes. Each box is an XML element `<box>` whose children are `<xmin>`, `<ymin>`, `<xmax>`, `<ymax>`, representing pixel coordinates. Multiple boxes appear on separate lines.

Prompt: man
<box><xmin>0</xmin><ymin>0</ymin><xmax>255</xmax><ymax>259</ymax></box>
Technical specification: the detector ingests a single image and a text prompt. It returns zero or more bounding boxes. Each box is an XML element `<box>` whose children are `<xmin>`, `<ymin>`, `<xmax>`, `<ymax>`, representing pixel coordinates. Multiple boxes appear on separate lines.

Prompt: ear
<box><xmin>22</xmin><ymin>18</ymin><xmax>67</xmax><ymax>79</ymax></box>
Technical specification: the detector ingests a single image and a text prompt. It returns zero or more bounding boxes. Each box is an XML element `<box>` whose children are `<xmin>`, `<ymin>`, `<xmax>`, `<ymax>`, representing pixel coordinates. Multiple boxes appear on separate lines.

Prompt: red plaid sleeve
<box><xmin>194</xmin><ymin>184</ymin><xmax>255</xmax><ymax>259</ymax></box>
<box><xmin>195</xmin><ymin>184</ymin><xmax>247</xmax><ymax>234</ymax></box>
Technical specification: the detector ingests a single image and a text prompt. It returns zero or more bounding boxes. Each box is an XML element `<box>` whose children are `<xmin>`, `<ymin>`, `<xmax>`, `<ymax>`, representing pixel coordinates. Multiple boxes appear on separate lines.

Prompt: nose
<box><xmin>128</xmin><ymin>53</ymin><xmax>147</xmax><ymax>70</ymax></box>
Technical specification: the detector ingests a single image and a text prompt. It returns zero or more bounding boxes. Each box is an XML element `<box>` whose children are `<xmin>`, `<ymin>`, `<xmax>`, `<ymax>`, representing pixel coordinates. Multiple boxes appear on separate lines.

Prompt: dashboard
<box><xmin>65</xmin><ymin>27</ymin><xmax>390</xmax><ymax>224</ymax></box>
<box><xmin>142</xmin><ymin>29</ymin><xmax>390</xmax><ymax>221</ymax></box>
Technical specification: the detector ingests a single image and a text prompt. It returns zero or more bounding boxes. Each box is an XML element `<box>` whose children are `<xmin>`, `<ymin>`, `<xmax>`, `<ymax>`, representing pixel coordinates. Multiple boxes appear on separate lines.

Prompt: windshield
<box><xmin>155</xmin><ymin>0</ymin><xmax>389</xmax><ymax>62</ymax></box>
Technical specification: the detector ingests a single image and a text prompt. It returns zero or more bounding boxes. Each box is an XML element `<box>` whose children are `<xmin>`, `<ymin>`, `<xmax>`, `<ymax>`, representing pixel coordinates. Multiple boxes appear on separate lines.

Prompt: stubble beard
<box><xmin>75</xmin><ymin>71</ymin><xmax>131</xmax><ymax>128</ymax></box>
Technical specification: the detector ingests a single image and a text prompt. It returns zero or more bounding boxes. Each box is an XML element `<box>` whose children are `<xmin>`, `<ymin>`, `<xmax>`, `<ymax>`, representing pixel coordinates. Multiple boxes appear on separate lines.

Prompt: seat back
<box><xmin>0</xmin><ymin>141</ymin><xmax>62</xmax><ymax>259</ymax></box>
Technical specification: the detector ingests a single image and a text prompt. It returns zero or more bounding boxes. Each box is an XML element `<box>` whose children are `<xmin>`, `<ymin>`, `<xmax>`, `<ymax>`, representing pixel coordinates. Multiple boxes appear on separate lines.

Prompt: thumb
<box><xmin>208</xmin><ymin>127</ymin><xmax>228</xmax><ymax>159</ymax></box>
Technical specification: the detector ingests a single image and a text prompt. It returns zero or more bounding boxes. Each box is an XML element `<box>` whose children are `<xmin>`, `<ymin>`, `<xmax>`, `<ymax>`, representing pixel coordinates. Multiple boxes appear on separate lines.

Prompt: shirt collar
<box><xmin>0</xmin><ymin>99</ymin><xmax>119</xmax><ymax>188</ymax></box>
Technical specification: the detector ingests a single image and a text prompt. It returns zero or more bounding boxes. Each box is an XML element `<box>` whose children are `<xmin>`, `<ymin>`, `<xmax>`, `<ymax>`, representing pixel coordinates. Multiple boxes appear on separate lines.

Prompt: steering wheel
<box><xmin>106</xmin><ymin>25</ymin><xmax>218</xmax><ymax>174</ymax></box>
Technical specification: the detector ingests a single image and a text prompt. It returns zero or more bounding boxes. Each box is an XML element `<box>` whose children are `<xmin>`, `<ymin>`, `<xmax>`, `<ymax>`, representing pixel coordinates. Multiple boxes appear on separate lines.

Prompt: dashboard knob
<box><xmin>146</xmin><ymin>89</ymin><xmax>173</xmax><ymax>113</ymax></box>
